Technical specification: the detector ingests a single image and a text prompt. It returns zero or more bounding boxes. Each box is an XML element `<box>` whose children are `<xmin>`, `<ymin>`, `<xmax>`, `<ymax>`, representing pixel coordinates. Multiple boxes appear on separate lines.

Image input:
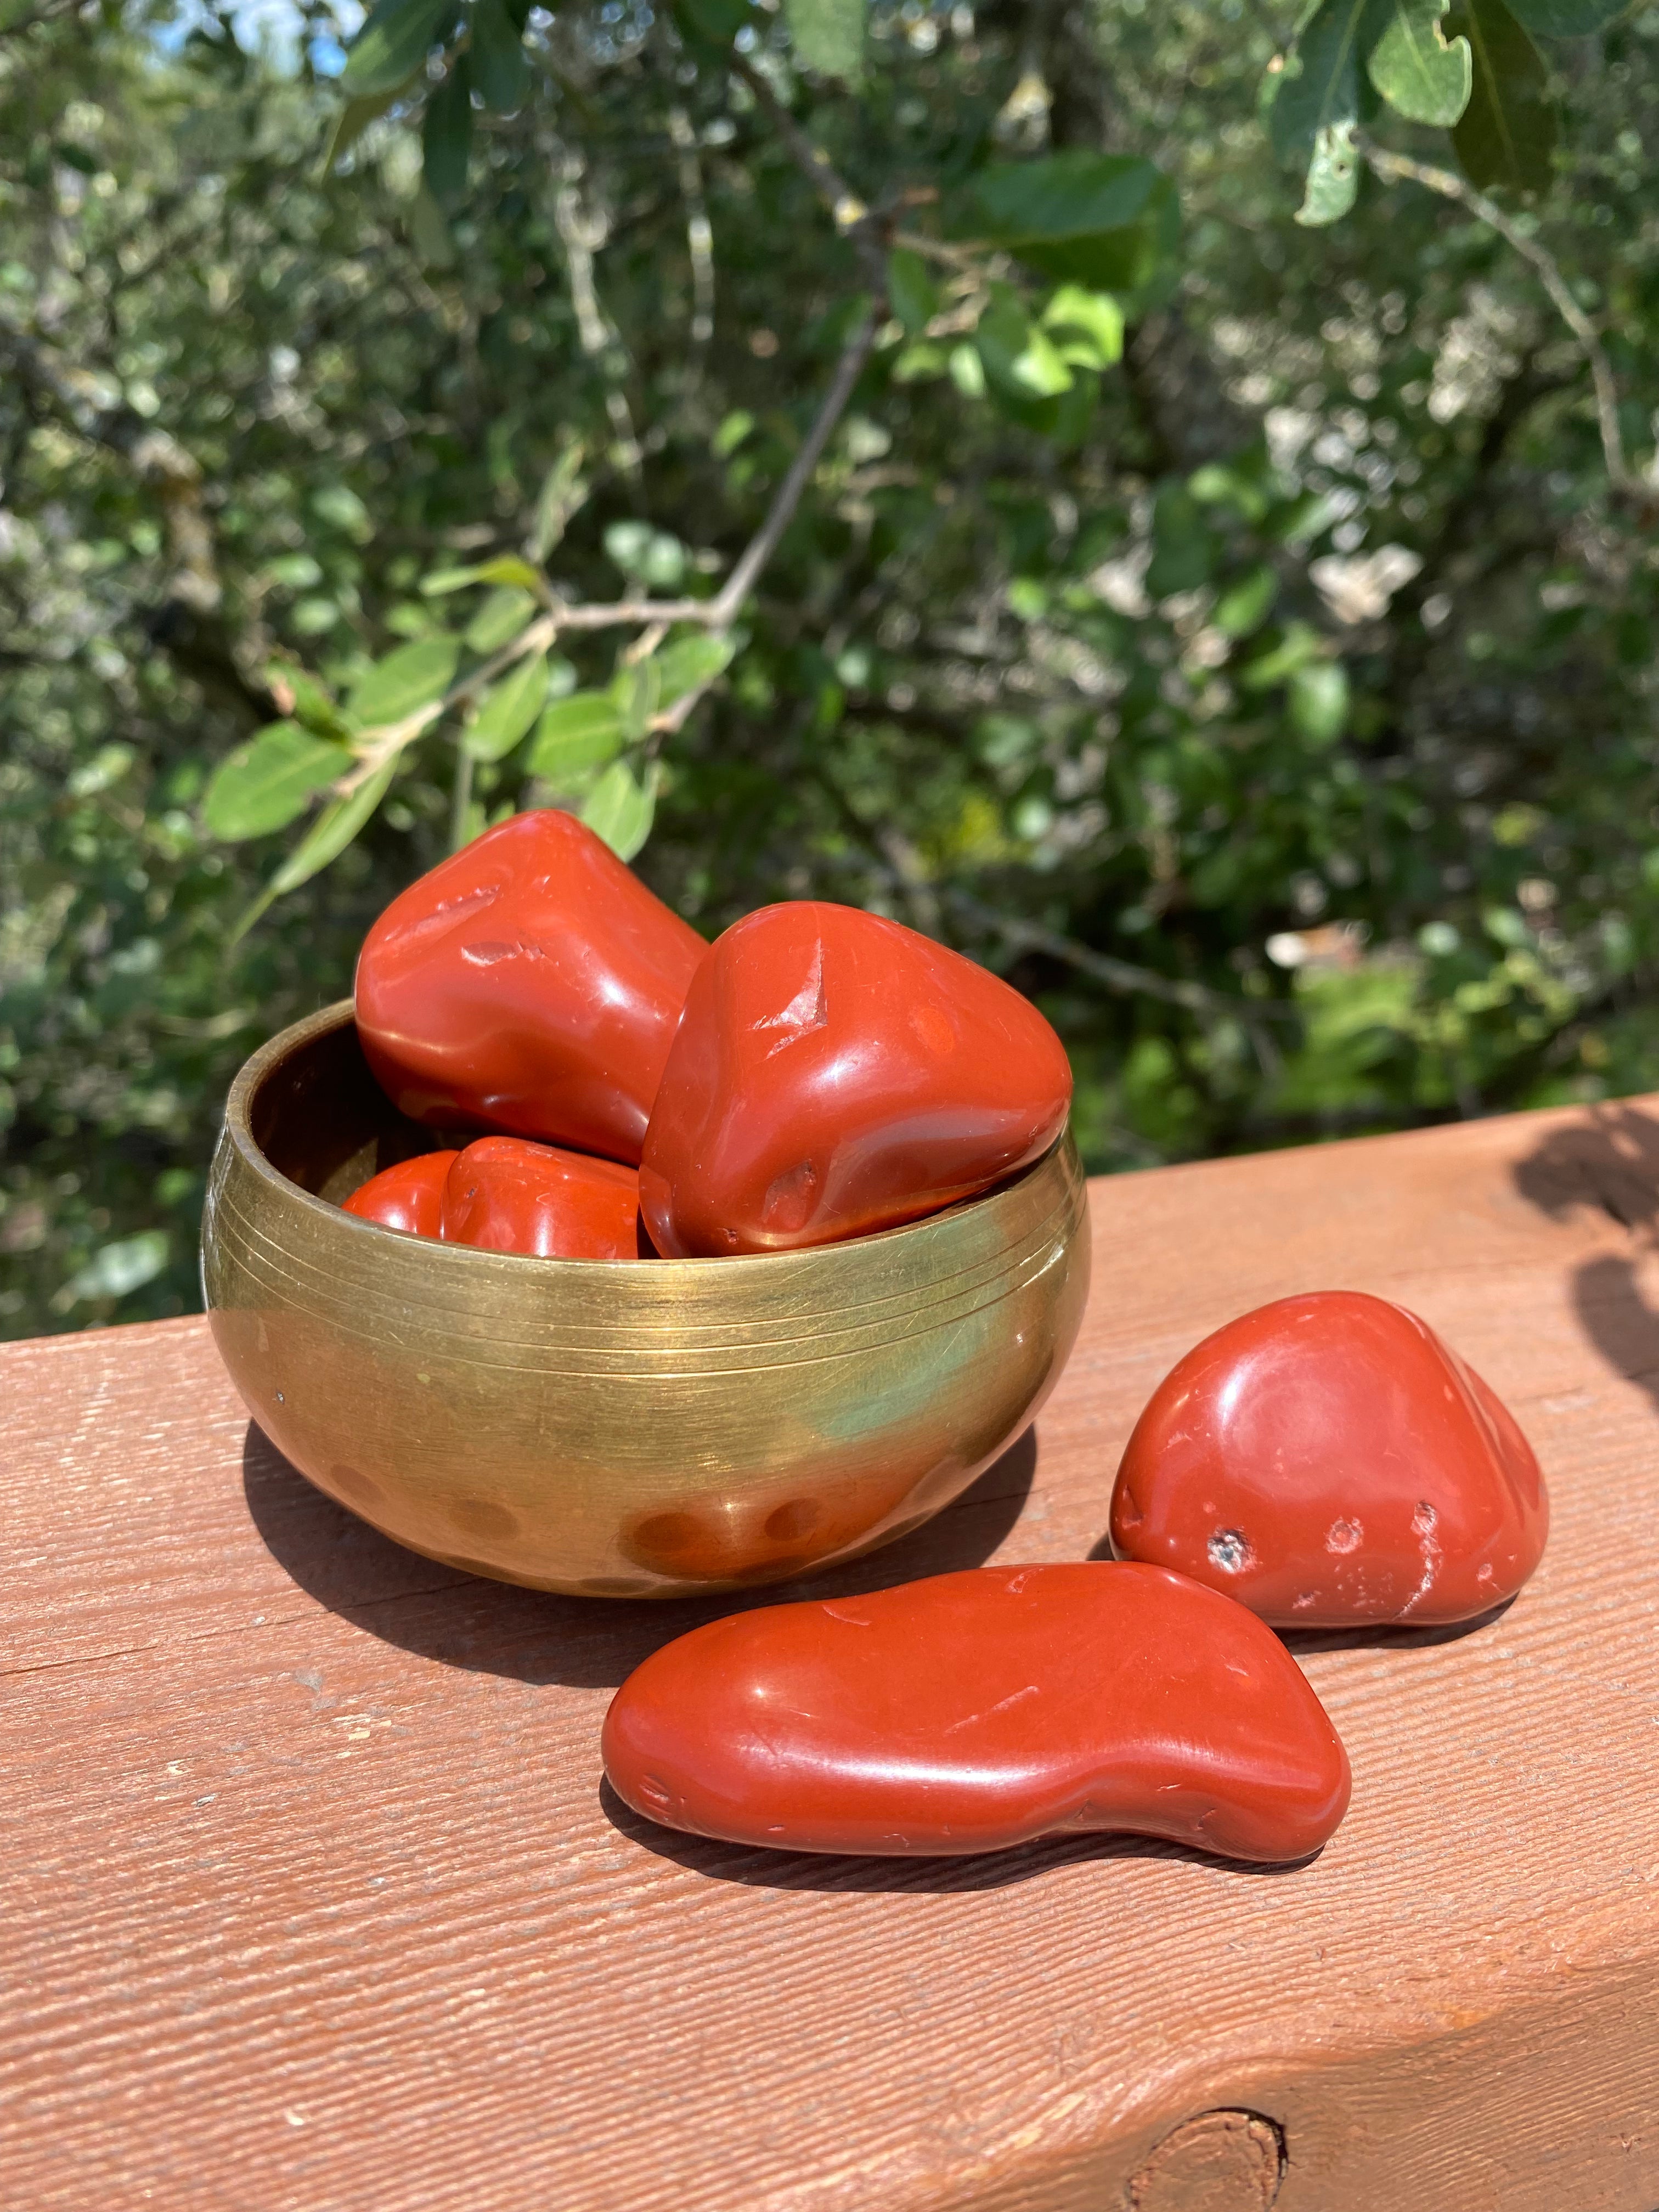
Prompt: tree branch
<box><xmin>1363</xmin><ymin>143</ymin><xmax>1645</xmax><ymax>506</ymax></box>
<box><xmin>943</xmin><ymin>891</ymin><xmax>1301</xmax><ymax>1025</ymax></box>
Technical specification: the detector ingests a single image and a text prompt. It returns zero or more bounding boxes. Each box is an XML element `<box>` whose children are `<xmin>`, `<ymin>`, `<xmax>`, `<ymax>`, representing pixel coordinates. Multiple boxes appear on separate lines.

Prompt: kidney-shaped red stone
<box><xmin>638</xmin><ymin>901</ymin><xmax>1073</xmax><ymax>1256</ymax></box>
<box><xmin>341</xmin><ymin>1150</ymin><xmax>457</xmax><ymax>1237</ymax></box>
<box><xmin>1110</xmin><ymin>1290</ymin><xmax>1548</xmax><ymax>1627</ymax></box>
<box><xmin>355</xmin><ymin>810</ymin><xmax>705</xmax><ymax>1164</ymax></box>
<box><xmin>602</xmin><ymin>1561</ymin><xmax>1350</xmax><ymax>1861</ymax></box>
<box><xmin>441</xmin><ymin>1136</ymin><xmax>644</xmax><ymax>1260</ymax></box>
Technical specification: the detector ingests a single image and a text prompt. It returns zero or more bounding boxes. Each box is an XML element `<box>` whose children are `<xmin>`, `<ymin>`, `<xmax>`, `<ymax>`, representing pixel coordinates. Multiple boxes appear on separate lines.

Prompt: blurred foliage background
<box><xmin>5</xmin><ymin>0</ymin><xmax>1659</xmax><ymax>1337</ymax></box>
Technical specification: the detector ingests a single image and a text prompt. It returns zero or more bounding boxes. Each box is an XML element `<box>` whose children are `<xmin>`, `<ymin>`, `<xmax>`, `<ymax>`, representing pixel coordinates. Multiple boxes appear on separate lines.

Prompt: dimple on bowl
<box><xmin>202</xmin><ymin>1001</ymin><xmax>1091</xmax><ymax>1598</ymax></box>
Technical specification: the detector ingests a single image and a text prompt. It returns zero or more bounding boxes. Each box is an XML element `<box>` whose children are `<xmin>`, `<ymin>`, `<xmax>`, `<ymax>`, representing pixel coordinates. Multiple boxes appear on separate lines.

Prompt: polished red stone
<box><xmin>638</xmin><ymin>901</ymin><xmax>1073</xmax><ymax>1256</ymax></box>
<box><xmin>354</xmin><ymin>810</ymin><xmax>706</xmax><ymax>1165</ymax></box>
<box><xmin>341</xmin><ymin>1150</ymin><xmax>457</xmax><ymax>1238</ymax></box>
<box><xmin>1109</xmin><ymin>1290</ymin><xmax>1548</xmax><ymax>1627</ymax></box>
<box><xmin>602</xmin><ymin>1561</ymin><xmax>1351</xmax><ymax>1861</ymax></box>
<box><xmin>441</xmin><ymin>1137</ymin><xmax>644</xmax><ymax>1260</ymax></box>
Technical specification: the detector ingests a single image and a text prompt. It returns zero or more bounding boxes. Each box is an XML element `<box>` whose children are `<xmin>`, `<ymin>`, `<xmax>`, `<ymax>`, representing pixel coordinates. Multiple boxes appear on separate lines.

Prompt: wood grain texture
<box><xmin>5</xmin><ymin>1096</ymin><xmax>1659</xmax><ymax>2212</ymax></box>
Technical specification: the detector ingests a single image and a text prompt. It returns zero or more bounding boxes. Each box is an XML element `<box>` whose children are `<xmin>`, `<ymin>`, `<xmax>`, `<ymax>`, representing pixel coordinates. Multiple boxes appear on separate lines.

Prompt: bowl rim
<box><xmin>219</xmin><ymin>997</ymin><xmax>1077</xmax><ymax>1283</ymax></box>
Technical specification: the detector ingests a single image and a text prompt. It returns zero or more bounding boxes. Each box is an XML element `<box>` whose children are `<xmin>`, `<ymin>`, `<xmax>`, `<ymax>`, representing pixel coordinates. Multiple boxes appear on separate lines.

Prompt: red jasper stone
<box><xmin>354</xmin><ymin>810</ymin><xmax>705</xmax><ymax>1165</ymax></box>
<box><xmin>602</xmin><ymin>1562</ymin><xmax>1351</xmax><ymax>1862</ymax></box>
<box><xmin>1109</xmin><ymin>1291</ymin><xmax>1548</xmax><ymax>1627</ymax></box>
<box><xmin>441</xmin><ymin>1137</ymin><xmax>644</xmax><ymax>1260</ymax></box>
<box><xmin>341</xmin><ymin>1150</ymin><xmax>457</xmax><ymax>1238</ymax></box>
<box><xmin>638</xmin><ymin>901</ymin><xmax>1073</xmax><ymax>1256</ymax></box>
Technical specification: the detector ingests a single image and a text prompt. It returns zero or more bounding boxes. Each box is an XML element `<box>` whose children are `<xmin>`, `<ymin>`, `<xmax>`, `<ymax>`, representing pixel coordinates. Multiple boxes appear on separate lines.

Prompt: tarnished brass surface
<box><xmin>202</xmin><ymin>1001</ymin><xmax>1091</xmax><ymax>1596</ymax></box>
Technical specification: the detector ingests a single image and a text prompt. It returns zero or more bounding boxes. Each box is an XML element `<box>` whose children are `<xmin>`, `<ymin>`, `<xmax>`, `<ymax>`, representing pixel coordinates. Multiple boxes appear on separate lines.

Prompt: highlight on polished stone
<box><xmin>639</xmin><ymin>900</ymin><xmax>1074</xmax><ymax>1257</ymax></box>
<box><xmin>1109</xmin><ymin>1290</ymin><xmax>1548</xmax><ymax>1627</ymax></box>
<box><xmin>354</xmin><ymin>808</ymin><xmax>706</xmax><ymax>1165</ymax></box>
<box><xmin>341</xmin><ymin>1149</ymin><xmax>458</xmax><ymax>1237</ymax></box>
<box><xmin>602</xmin><ymin>1561</ymin><xmax>1351</xmax><ymax>1861</ymax></box>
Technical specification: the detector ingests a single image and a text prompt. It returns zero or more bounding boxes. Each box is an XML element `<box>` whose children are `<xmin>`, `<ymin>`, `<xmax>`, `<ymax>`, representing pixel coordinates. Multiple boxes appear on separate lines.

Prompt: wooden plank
<box><xmin>4</xmin><ymin>1096</ymin><xmax>1659</xmax><ymax>2212</ymax></box>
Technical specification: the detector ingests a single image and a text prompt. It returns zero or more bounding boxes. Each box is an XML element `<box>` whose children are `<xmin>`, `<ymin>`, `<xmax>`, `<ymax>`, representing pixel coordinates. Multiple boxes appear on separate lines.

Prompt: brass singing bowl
<box><xmin>202</xmin><ymin>1000</ymin><xmax>1091</xmax><ymax>1598</ymax></box>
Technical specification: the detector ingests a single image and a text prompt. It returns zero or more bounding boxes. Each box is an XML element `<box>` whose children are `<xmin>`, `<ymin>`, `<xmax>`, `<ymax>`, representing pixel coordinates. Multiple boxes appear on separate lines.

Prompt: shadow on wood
<box><xmin>1513</xmin><ymin>1098</ymin><xmax>1659</xmax><ymax>1417</ymax></box>
<box><xmin>240</xmin><ymin>1419</ymin><xmax>1039</xmax><ymax>1690</ymax></box>
<box><xmin>596</xmin><ymin>1778</ymin><xmax>1325</xmax><ymax>1895</ymax></box>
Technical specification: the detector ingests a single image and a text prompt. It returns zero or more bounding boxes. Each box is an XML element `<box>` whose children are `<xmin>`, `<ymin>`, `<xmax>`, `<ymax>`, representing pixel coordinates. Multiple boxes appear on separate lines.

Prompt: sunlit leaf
<box><xmin>1289</xmin><ymin>661</ymin><xmax>1351</xmax><ymax>743</ymax></box>
<box><xmin>346</xmin><ymin>636</ymin><xmax>459</xmax><ymax>727</ymax></box>
<box><xmin>464</xmin><ymin>651</ymin><xmax>550</xmax><ymax>760</ymax></box>
<box><xmin>341</xmin><ymin>0</ymin><xmax>456</xmax><ymax>96</ymax></box>
<box><xmin>61</xmin><ymin>1231</ymin><xmax>169</xmax><ymax>1305</ymax></box>
<box><xmin>784</xmin><ymin>0</ymin><xmax>865</xmax><ymax>80</ymax></box>
<box><xmin>1268</xmin><ymin>0</ymin><xmax>1380</xmax><ymax>225</ymax></box>
<box><xmin>1369</xmin><ymin>0</ymin><xmax>1472</xmax><ymax>125</ymax></box>
<box><xmin>1297</xmin><ymin>121</ymin><xmax>1362</xmax><ymax>225</ymax></box>
<box><xmin>527</xmin><ymin>693</ymin><xmax>625</xmax><ymax>780</ymax></box>
<box><xmin>1214</xmin><ymin>565</ymin><xmax>1280</xmax><ymax>638</ymax></box>
<box><xmin>1240</xmin><ymin>622</ymin><xmax>1325</xmax><ymax>689</ymax></box>
<box><xmin>230</xmin><ymin>759</ymin><xmax>397</xmax><ymax>941</ymax></box>
<box><xmin>465</xmin><ymin>586</ymin><xmax>537</xmax><ymax>653</ymax></box>
<box><xmin>1042</xmin><ymin>285</ymin><xmax>1124</xmax><ymax>367</ymax></box>
<box><xmin>611</xmin><ymin>657</ymin><xmax>663</xmax><ymax>743</ymax></box>
<box><xmin>581</xmin><ymin>759</ymin><xmax>659</xmax><ymax>861</ymax></box>
<box><xmin>653</xmin><ymin>633</ymin><xmax>735</xmax><ymax>707</ymax></box>
<box><xmin>202</xmin><ymin>723</ymin><xmax>352</xmax><ymax>841</ymax></box>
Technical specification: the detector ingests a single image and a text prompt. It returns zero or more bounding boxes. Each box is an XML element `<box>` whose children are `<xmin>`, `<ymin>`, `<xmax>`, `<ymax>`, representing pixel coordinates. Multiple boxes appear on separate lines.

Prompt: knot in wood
<box><xmin>1127</xmin><ymin>2108</ymin><xmax>1285</xmax><ymax>2212</ymax></box>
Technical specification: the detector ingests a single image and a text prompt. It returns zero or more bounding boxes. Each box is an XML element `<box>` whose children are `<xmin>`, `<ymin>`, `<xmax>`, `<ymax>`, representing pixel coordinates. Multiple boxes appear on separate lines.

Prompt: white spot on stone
<box><xmin>1325</xmin><ymin>1517</ymin><xmax>1363</xmax><ymax>1555</ymax></box>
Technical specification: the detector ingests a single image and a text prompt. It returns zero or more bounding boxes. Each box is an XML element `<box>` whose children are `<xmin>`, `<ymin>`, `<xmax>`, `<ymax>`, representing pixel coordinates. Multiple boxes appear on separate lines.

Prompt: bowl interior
<box><xmin>246</xmin><ymin>1002</ymin><xmax>466</xmax><ymax>1209</ymax></box>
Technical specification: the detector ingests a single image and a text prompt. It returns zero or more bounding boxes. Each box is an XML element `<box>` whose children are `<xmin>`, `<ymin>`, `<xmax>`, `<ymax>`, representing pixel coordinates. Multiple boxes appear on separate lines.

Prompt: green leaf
<box><xmin>581</xmin><ymin>759</ymin><xmax>659</xmax><ymax>861</ymax></box>
<box><xmin>1042</xmin><ymin>285</ymin><xmax>1124</xmax><ymax>368</ymax></box>
<box><xmin>891</xmin><ymin>342</ymin><xmax>947</xmax><ymax>383</ymax></box>
<box><xmin>674</xmin><ymin>0</ymin><xmax>751</xmax><ymax>43</ymax></box>
<box><xmin>784</xmin><ymin>0</ymin><xmax>865</xmax><ymax>80</ymax></box>
<box><xmin>420</xmin><ymin>553</ymin><xmax>545</xmax><ymax>596</ymax></box>
<box><xmin>231</xmin><ymin>759</ymin><xmax>397</xmax><ymax>942</ymax></box>
<box><xmin>202</xmin><ymin>723</ymin><xmax>352</xmax><ymax>842</ymax></box>
<box><xmin>341</xmin><ymin>0</ymin><xmax>455</xmax><ymax>95</ymax></box>
<box><xmin>1270</xmin><ymin>0</ymin><xmax>1379</xmax><ymax>161</ymax></box>
<box><xmin>887</xmin><ymin>248</ymin><xmax>939</xmax><ymax>335</ymax></box>
<box><xmin>464</xmin><ymin>651</ymin><xmax>550</xmax><ymax>761</ymax></box>
<box><xmin>527</xmin><ymin>693</ymin><xmax>625</xmax><ymax>780</ymax></box>
<box><xmin>1369</xmin><ymin>0</ymin><xmax>1473</xmax><ymax>125</ymax></box>
<box><xmin>266</xmin><ymin>663</ymin><xmax>355</xmax><ymax>739</ymax></box>
<box><xmin>953</xmin><ymin>154</ymin><xmax>1179</xmax><ymax>293</ymax></box>
<box><xmin>611</xmin><ymin>657</ymin><xmax>663</xmax><ymax>743</ymax></box>
<box><xmin>1289</xmin><ymin>661</ymin><xmax>1351</xmax><ymax>744</ymax></box>
<box><xmin>1214</xmin><ymin>565</ymin><xmax>1280</xmax><ymax>638</ymax></box>
<box><xmin>319</xmin><ymin>87</ymin><xmax>405</xmax><ymax>180</ymax></box>
<box><xmin>1146</xmin><ymin>486</ymin><xmax>1214</xmax><ymax>599</ymax></box>
<box><xmin>1505</xmin><ymin>0</ymin><xmax>1624</xmax><ymax>30</ymax></box>
<box><xmin>422</xmin><ymin>59</ymin><xmax>473</xmax><ymax>210</ymax></box>
<box><xmin>61</xmin><ymin>1231</ymin><xmax>169</xmax><ymax>1305</ymax></box>
<box><xmin>976</xmin><ymin>294</ymin><xmax>1073</xmax><ymax>400</ymax></box>
<box><xmin>1297</xmin><ymin>121</ymin><xmax>1363</xmax><ymax>225</ymax></box>
<box><xmin>653</xmin><ymin>633</ymin><xmax>735</xmax><ymax>707</ymax></box>
<box><xmin>465</xmin><ymin>586</ymin><xmax>537</xmax><ymax>653</ymax></box>
<box><xmin>346</xmin><ymin>636</ymin><xmax>460</xmax><ymax>726</ymax></box>
<box><xmin>1449</xmin><ymin>0</ymin><xmax>1555</xmax><ymax>190</ymax></box>
<box><xmin>948</xmin><ymin>343</ymin><xmax>986</xmax><ymax>398</ymax></box>
<box><xmin>470</xmin><ymin>0</ymin><xmax>531</xmax><ymax>110</ymax></box>
<box><xmin>529</xmin><ymin>447</ymin><xmax>589</xmax><ymax>560</ymax></box>
<box><xmin>1240</xmin><ymin>622</ymin><xmax>1325</xmax><ymax>689</ymax></box>
<box><xmin>714</xmin><ymin>410</ymin><xmax>754</xmax><ymax>458</ymax></box>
